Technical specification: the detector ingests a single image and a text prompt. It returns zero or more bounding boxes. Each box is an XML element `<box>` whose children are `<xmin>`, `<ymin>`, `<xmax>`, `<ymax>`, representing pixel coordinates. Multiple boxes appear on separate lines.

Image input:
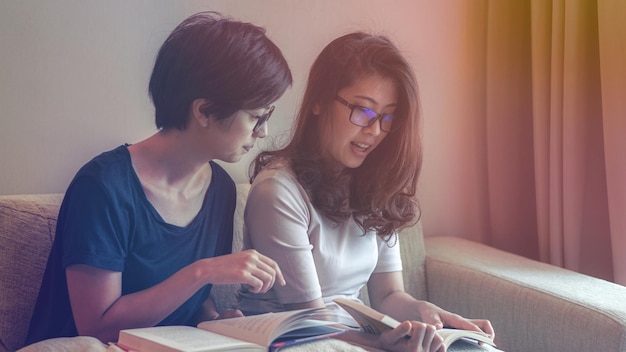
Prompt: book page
<box><xmin>197</xmin><ymin>308</ymin><xmax>327</xmax><ymax>346</ymax></box>
<box><xmin>448</xmin><ymin>338</ymin><xmax>504</xmax><ymax>352</ymax></box>
<box><xmin>118</xmin><ymin>325</ymin><xmax>260</xmax><ymax>352</ymax></box>
<box><xmin>438</xmin><ymin>329</ymin><xmax>496</xmax><ymax>348</ymax></box>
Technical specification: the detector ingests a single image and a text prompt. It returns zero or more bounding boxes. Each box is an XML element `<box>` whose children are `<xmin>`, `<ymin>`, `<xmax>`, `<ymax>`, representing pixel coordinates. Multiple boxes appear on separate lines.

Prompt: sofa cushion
<box><xmin>398</xmin><ymin>221</ymin><xmax>427</xmax><ymax>301</ymax></box>
<box><xmin>17</xmin><ymin>336</ymin><xmax>107</xmax><ymax>352</ymax></box>
<box><xmin>0</xmin><ymin>194</ymin><xmax>63</xmax><ymax>352</ymax></box>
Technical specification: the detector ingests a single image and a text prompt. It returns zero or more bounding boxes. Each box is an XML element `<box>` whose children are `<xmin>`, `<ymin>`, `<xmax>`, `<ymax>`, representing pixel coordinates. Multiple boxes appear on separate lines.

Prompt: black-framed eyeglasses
<box><xmin>250</xmin><ymin>105</ymin><xmax>275</xmax><ymax>133</ymax></box>
<box><xmin>334</xmin><ymin>96</ymin><xmax>395</xmax><ymax>133</ymax></box>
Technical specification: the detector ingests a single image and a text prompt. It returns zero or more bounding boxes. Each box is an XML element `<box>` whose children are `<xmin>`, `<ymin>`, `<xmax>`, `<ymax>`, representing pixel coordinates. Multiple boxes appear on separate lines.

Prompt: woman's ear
<box><xmin>191</xmin><ymin>98</ymin><xmax>212</xmax><ymax>127</ymax></box>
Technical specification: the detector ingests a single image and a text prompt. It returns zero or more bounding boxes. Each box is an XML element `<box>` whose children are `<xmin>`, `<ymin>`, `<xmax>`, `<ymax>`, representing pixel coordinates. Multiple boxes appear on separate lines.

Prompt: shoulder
<box><xmin>75</xmin><ymin>145</ymin><xmax>131</xmax><ymax>180</ymax></box>
<box><xmin>68</xmin><ymin>145</ymin><xmax>133</xmax><ymax>193</ymax></box>
<box><xmin>206</xmin><ymin>162</ymin><xmax>236</xmax><ymax>211</ymax></box>
<box><xmin>253</xmin><ymin>160</ymin><xmax>301</xmax><ymax>195</ymax></box>
<box><xmin>254</xmin><ymin>158</ymin><xmax>296</xmax><ymax>183</ymax></box>
<box><xmin>62</xmin><ymin>145</ymin><xmax>138</xmax><ymax>210</ymax></box>
<box><xmin>248</xmin><ymin>160</ymin><xmax>312</xmax><ymax>212</ymax></box>
<box><xmin>209</xmin><ymin>161</ymin><xmax>236</xmax><ymax>190</ymax></box>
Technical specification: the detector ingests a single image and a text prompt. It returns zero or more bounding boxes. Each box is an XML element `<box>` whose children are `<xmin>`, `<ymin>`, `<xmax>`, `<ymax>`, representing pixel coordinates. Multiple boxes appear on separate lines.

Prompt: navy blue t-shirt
<box><xmin>25</xmin><ymin>145</ymin><xmax>235</xmax><ymax>344</ymax></box>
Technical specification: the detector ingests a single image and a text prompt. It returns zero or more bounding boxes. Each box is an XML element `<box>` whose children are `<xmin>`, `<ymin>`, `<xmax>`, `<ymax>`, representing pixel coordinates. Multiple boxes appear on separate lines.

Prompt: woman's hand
<box><xmin>378</xmin><ymin>321</ymin><xmax>444</xmax><ymax>352</ymax></box>
<box><xmin>194</xmin><ymin>298</ymin><xmax>244</xmax><ymax>322</ymax></box>
<box><xmin>200</xmin><ymin>249</ymin><xmax>286</xmax><ymax>294</ymax></box>
<box><xmin>216</xmin><ymin>309</ymin><xmax>244</xmax><ymax>319</ymax></box>
<box><xmin>416</xmin><ymin>301</ymin><xmax>495</xmax><ymax>339</ymax></box>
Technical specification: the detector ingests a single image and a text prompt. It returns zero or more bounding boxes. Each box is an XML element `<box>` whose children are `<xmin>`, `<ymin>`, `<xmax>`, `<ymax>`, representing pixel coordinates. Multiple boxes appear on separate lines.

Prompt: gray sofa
<box><xmin>2</xmin><ymin>184</ymin><xmax>626</xmax><ymax>351</ymax></box>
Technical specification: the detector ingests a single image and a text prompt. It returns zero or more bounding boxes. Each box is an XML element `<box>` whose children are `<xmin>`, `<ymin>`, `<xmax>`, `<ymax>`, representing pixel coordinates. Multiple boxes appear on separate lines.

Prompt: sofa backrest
<box><xmin>0</xmin><ymin>184</ymin><xmax>426</xmax><ymax>351</ymax></box>
<box><xmin>0</xmin><ymin>193</ymin><xmax>64</xmax><ymax>352</ymax></box>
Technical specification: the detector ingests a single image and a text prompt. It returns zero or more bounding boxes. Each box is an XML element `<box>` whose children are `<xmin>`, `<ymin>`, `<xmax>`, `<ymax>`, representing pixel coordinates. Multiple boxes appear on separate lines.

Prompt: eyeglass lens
<box><xmin>350</xmin><ymin>106</ymin><xmax>394</xmax><ymax>132</ymax></box>
<box><xmin>253</xmin><ymin>106</ymin><xmax>275</xmax><ymax>133</ymax></box>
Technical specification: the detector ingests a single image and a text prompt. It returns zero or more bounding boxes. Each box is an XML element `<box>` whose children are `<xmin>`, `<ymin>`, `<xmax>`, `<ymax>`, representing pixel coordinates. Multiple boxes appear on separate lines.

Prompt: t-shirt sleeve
<box><xmin>243</xmin><ymin>171</ymin><xmax>322</xmax><ymax>303</ymax></box>
<box><xmin>374</xmin><ymin>235</ymin><xmax>403</xmax><ymax>273</ymax></box>
<box><xmin>60</xmin><ymin>174</ymin><xmax>128</xmax><ymax>271</ymax></box>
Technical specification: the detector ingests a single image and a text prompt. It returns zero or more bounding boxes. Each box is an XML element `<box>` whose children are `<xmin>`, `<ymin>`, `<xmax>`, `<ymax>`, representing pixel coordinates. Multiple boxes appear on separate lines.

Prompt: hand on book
<box><xmin>333</xmin><ymin>298</ymin><xmax>497</xmax><ymax>351</ymax></box>
<box><xmin>377</xmin><ymin>320</ymin><xmax>444</xmax><ymax>352</ymax></box>
<box><xmin>216</xmin><ymin>309</ymin><xmax>244</xmax><ymax>320</ymax></box>
<box><xmin>416</xmin><ymin>300</ymin><xmax>495</xmax><ymax>340</ymax></box>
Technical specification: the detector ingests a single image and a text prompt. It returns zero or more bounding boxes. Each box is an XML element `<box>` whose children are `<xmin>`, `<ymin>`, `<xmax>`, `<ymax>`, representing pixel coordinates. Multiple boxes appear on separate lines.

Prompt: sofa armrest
<box><xmin>424</xmin><ymin>236</ymin><xmax>626</xmax><ymax>352</ymax></box>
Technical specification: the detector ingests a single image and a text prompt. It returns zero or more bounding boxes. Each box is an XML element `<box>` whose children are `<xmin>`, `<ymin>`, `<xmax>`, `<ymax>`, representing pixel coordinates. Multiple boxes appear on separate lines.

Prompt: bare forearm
<box><xmin>373</xmin><ymin>290</ymin><xmax>424</xmax><ymax>323</ymax></box>
<box><xmin>367</xmin><ymin>272</ymin><xmax>425</xmax><ymax>324</ymax></box>
<box><xmin>72</xmin><ymin>250</ymin><xmax>284</xmax><ymax>343</ymax></box>
<box><xmin>75</xmin><ymin>260</ymin><xmax>208</xmax><ymax>343</ymax></box>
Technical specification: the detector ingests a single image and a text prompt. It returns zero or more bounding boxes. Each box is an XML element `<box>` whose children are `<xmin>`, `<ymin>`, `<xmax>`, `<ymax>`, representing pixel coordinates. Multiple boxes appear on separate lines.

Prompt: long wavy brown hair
<box><xmin>251</xmin><ymin>32</ymin><xmax>422</xmax><ymax>241</ymax></box>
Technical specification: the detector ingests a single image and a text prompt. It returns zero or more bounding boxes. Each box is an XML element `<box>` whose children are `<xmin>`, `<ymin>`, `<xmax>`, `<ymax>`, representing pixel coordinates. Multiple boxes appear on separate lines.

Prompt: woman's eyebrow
<box><xmin>352</xmin><ymin>95</ymin><xmax>398</xmax><ymax>108</ymax></box>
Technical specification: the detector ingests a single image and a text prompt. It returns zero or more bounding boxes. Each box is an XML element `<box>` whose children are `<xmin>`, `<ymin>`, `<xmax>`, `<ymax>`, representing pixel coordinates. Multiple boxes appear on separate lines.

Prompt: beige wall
<box><xmin>0</xmin><ymin>0</ymin><xmax>487</xmax><ymax>239</ymax></box>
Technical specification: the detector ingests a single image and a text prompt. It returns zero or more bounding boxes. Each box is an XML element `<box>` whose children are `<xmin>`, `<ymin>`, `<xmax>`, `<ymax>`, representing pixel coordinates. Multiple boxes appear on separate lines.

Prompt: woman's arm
<box><xmin>194</xmin><ymin>296</ymin><xmax>244</xmax><ymax>323</ymax></box>
<box><xmin>67</xmin><ymin>249</ymin><xmax>284</xmax><ymax>343</ymax></box>
<box><xmin>243</xmin><ymin>172</ymin><xmax>327</xmax><ymax>306</ymax></box>
<box><xmin>367</xmin><ymin>271</ymin><xmax>495</xmax><ymax>337</ymax></box>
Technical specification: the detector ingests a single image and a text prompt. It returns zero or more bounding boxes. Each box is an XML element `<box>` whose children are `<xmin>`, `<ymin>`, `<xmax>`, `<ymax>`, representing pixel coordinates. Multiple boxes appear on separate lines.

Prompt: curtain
<box><xmin>483</xmin><ymin>0</ymin><xmax>625</xmax><ymax>284</ymax></box>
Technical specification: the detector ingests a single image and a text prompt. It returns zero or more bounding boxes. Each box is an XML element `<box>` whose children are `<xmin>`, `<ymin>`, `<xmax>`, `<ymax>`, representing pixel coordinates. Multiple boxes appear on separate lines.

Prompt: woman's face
<box><xmin>207</xmin><ymin>106</ymin><xmax>272</xmax><ymax>163</ymax></box>
<box><xmin>322</xmin><ymin>74</ymin><xmax>398</xmax><ymax>169</ymax></box>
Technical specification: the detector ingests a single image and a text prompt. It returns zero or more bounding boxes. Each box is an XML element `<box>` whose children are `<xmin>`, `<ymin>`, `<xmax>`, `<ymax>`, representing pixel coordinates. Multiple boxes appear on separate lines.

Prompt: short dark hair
<box><xmin>149</xmin><ymin>11</ymin><xmax>292</xmax><ymax>130</ymax></box>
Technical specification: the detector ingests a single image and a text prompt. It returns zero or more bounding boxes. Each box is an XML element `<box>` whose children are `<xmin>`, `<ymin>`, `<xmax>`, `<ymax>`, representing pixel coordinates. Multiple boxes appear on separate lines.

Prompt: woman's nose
<box><xmin>362</xmin><ymin>119</ymin><xmax>382</xmax><ymax>136</ymax></box>
<box><xmin>254</xmin><ymin>121</ymin><xmax>268</xmax><ymax>138</ymax></box>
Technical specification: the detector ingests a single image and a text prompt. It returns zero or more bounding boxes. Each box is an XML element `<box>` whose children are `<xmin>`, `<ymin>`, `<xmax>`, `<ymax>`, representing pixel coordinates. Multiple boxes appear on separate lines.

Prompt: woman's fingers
<box><xmin>217</xmin><ymin>309</ymin><xmax>244</xmax><ymax>319</ymax></box>
<box><xmin>379</xmin><ymin>321</ymin><xmax>445</xmax><ymax>352</ymax></box>
<box><xmin>258</xmin><ymin>252</ymin><xmax>286</xmax><ymax>286</ymax></box>
<box><xmin>237</xmin><ymin>250</ymin><xmax>286</xmax><ymax>293</ymax></box>
<box><xmin>410</xmin><ymin>322</ymin><xmax>443</xmax><ymax>352</ymax></box>
<box><xmin>206</xmin><ymin>250</ymin><xmax>284</xmax><ymax>293</ymax></box>
<box><xmin>469</xmin><ymin>319</ymin><xmax>495</xmax><ymax>339</ymax></box>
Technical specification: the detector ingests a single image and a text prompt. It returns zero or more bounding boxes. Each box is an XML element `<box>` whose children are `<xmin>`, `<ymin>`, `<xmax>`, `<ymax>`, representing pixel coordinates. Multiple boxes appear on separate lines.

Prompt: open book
<box><xmin>333</xmin><ymin>298</ymin><xmax>500</xmax><ymax>350</ymax></box>
<box><xmin>117</xmin><ymin>308</ymin><xmax>345</xmax><ymax>352</ymax></box>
